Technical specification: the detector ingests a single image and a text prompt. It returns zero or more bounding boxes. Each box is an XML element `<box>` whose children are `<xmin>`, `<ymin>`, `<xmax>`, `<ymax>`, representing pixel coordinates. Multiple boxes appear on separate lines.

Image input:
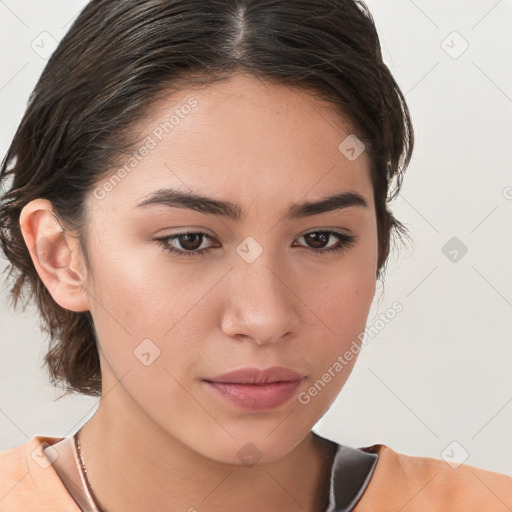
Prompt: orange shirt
<box><xmin>355</xmin><ymin>443</ymin><xmax>512</xmax><ymax>511</ymax></box>
<box><xmin>1</xmin><ymin>435</ymin><xmax>511</xmax><ymax>511</ymax></box>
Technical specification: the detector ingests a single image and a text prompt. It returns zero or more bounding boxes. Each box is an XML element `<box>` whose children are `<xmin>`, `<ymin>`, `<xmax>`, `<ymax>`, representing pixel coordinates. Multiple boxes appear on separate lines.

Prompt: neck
<box><xmin>78</xmin><ymin>391</ymin><xmax>336</xmax><ymax>512</ymax></box>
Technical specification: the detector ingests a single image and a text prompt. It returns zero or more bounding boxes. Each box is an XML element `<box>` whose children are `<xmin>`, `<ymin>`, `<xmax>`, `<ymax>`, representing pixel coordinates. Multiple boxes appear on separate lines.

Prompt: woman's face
<box><xmin>81</xmin><ymin>73</ymin><xmax>378</xmax><ymax>464</ymax></box>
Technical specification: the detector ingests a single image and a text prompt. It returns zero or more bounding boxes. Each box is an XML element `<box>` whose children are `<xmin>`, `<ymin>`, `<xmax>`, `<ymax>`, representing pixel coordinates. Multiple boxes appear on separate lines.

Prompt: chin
<box><xmin>182</xmin><ymin>427</ymin><xmax>309</xmax><ymax>467</ymax></box>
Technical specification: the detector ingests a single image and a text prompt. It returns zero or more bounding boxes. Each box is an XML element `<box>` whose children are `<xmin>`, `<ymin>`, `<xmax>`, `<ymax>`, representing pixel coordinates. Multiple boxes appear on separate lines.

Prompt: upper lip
<box><xmin>204</xmin><ymin>366</ymin><xmax>305</xmax><ymax>385</ymax></box>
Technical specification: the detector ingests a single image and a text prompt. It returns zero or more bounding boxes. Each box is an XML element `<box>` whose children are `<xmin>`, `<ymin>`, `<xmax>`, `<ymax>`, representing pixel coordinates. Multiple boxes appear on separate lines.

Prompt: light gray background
<box><xmin>1</xmin><ymin>0</ymin><xmax>511</xmax><ymax>476</ymax></box>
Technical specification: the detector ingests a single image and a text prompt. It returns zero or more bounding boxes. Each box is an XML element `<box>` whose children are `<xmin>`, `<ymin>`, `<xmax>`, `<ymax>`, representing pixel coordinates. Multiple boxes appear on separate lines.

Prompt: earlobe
<box><xmin>19</xmin><ymin>198</ymin><xmax>90</xmax><ymax>312</ymax></box>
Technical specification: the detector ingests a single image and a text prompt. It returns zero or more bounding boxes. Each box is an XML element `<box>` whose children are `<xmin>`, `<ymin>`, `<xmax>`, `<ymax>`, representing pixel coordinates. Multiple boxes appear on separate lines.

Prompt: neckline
<box><xmin>44</xmin><ymin>431</ymin><xmax>379</xmax><ymax>512</ymax></box>
<box><xmin>43</xmin><ymin>433</ymin><xmax>102</xmax><ymax>512</ymax></box>
<box><xmin>324</xmin><ymin>439</ymin><xmax>379</xmax><ymax>511</ymax></box>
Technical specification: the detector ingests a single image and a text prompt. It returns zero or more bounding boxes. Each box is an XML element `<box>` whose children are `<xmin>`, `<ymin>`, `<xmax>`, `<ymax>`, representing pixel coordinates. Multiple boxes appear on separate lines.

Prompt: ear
<box><xmin>19</xmin><ymin>198</ymin><xmax>90</xmax><ymax>312</ymax></box>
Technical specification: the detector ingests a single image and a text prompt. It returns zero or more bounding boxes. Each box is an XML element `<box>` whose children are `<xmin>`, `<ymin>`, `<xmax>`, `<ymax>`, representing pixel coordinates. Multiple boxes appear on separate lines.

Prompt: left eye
<box><xmin>293</xmin><ymin>231</ymin><xmax>356</xmax><ymax>254</ymax></box>
<box><xmin>155</xmin><ymin>230</ymin><xmax>357</xmax><ymax>258</ymax></box>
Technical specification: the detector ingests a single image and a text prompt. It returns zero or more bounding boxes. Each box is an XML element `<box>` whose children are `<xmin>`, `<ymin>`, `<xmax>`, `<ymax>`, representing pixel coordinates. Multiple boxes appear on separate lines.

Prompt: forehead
<box><xmin>90</xmin><ymin>73</ymin><xmax>373</xmax><ymax>216</ymax></box>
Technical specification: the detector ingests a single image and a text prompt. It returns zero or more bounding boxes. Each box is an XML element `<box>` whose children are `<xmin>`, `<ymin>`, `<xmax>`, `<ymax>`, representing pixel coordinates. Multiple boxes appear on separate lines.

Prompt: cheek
<box><xmin>86</xmin><ymin>237</ymin><xmax>185</xmax><ymax>327</ymax></box>
<box><xmin>300</xmin><ymin>254</ymin><xmax>377</xmax><ymax>380</ymax></box>
<box><xmin>306</xmin><ymin>254</ymin><xmax>377</xmax><ymax>330</ymax></box>
<box><xmin>296</xmin><ymin>273</ymin><xmax>376</xmax><ymax>414</ymax></box>
<box><xmin>85</xmin><ymin>242</ymin><xmax>216</xmax><ymax>379</ymax></box>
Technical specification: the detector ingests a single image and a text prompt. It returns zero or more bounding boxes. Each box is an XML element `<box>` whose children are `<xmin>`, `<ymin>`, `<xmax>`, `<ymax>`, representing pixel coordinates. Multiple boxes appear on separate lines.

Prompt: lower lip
<box><xmin>204</xmin><ymin>379</ymin><xmax>303</xmax><ymax>411</ymax></box>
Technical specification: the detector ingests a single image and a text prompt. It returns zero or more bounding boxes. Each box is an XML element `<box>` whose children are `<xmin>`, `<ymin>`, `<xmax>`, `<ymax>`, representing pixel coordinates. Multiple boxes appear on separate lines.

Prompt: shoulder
<box><xmin>0</xmin><ymin>435</ymin><xmax>79</xmax><ymax>511</ymax></box>
<box><xmin>354</xmin><ymin>443</ymin><xmax>512</xmax><ymax>512</ymax></box>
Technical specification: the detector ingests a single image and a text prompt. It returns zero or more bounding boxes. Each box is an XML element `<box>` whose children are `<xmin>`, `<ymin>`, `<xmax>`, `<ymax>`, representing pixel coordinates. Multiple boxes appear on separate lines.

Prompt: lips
<box><xmin>203</xmin><ymin>366</ymin><xmax>305</xmax><ymax>411</ymax></box>
<box><xmin>205</xmin><ymin>366</ymin><xmax>304</xmax><ymax>385</ymax></box>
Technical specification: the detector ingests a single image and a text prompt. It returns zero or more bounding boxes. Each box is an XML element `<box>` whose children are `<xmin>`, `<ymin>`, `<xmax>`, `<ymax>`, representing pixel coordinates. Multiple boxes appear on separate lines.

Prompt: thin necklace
<box><xmin>75</xmin><ymin>431</ymin><xmax>105</xmax><ymax>512</ymax></box>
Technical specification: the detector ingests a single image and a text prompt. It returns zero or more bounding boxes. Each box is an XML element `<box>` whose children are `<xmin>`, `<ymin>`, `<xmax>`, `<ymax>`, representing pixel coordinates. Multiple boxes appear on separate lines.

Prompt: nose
<box><xmin>220</xmin><ymin>255</ymin><xmax>300</xmax><ymax>346</ymax></box>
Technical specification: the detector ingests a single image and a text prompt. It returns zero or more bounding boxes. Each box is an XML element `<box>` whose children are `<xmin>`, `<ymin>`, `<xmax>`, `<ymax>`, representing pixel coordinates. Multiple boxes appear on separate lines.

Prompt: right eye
<box><xmin>154</xmin><ymin>231</ymin><xmax>218</xmax><ymax>257</ymax></box>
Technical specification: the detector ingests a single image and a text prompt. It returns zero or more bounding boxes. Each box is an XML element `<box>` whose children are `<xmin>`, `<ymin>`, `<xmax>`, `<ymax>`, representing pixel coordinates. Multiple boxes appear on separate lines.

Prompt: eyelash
<box><xmin>154</xmin><ymin>230</ymin><xmax>357</xmax><ymax>258</ymax></box>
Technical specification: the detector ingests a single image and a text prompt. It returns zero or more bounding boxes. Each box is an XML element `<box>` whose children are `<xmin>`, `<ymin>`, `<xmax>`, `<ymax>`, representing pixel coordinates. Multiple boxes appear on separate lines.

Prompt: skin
<box><xmin>20</xmin><ymin>73</ymin><xmax>378</xmax><ymax>512</ymax></box>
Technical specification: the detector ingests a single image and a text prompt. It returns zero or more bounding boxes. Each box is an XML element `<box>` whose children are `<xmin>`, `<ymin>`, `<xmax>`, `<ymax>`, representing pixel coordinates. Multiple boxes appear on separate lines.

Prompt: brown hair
<box><xmin>0</xmin><ymin>0</ymin><xmax>414</xmax><ymax>397</ymax></box>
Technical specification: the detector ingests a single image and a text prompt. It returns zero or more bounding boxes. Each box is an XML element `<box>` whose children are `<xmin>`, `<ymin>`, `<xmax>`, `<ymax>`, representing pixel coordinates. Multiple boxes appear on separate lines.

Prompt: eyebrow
<box><xmin>135</xmin><ymin>188</ymin><xmax>368</xmax><ymax>220</ymax></box>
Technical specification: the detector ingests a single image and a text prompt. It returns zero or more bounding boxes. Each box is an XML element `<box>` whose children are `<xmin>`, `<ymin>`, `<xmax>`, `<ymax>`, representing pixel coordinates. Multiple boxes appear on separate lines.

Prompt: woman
<box><xmin>0</xmin><ymin>0</ymin><xmax>510</xmax><ymax>510</ymax></box>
